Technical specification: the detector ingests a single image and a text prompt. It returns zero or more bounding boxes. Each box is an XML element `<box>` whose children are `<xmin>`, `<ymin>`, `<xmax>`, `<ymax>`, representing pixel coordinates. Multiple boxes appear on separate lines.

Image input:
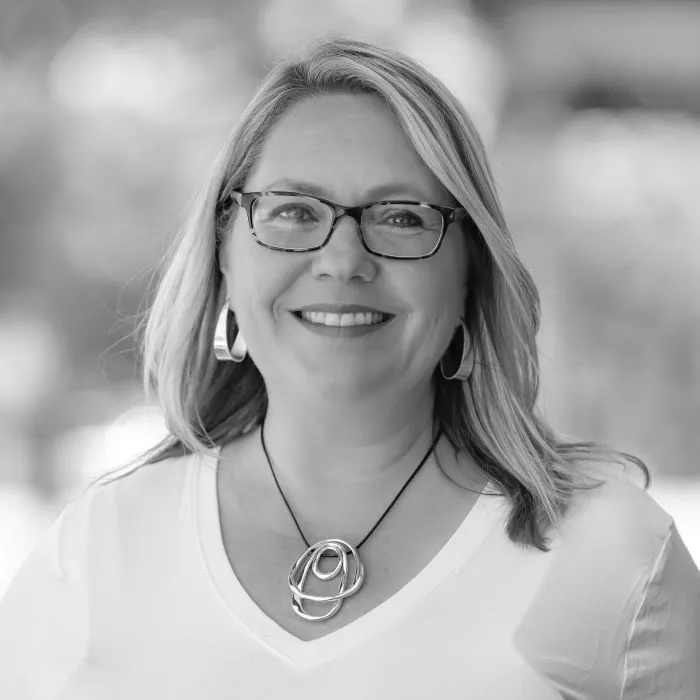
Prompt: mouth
<box><xmin>291</xmin><ymin>309</ymin><xmax>394</xmax><ymax>328</ymax></box>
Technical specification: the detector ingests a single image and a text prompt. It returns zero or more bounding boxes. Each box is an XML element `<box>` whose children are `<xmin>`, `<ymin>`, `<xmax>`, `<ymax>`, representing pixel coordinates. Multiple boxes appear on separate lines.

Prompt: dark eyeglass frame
<box><xmin>225</xmin><ymin>190</ymin><xmax>470</xmax><ymax>260</ymax></box>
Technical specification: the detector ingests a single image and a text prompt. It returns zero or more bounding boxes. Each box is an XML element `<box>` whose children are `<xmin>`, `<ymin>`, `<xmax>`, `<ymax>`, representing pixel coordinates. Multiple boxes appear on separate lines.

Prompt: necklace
<box><xmin>260</xmin><ymin>417</ymin><xmax>442</xmax><ymax>622</ymax></box>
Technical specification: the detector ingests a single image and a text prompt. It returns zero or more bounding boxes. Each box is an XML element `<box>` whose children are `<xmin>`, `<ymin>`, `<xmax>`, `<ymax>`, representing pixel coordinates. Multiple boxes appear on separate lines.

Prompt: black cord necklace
<box><xmin>259</xmin><ymin>416</ymin><xmax>442</xmax><ymax>622</ymax></box>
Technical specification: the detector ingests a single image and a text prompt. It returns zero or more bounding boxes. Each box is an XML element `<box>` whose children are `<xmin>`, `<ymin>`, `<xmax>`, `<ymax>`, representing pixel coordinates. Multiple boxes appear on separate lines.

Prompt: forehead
<box><xmin>246</xmin><ymin>92</ymin><xmax>453</xmax><ymax>204</ymax></box>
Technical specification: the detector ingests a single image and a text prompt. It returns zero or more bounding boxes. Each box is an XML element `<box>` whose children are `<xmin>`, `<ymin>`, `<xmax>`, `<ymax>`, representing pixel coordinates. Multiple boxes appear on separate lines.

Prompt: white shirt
<box><xmin>1</xmin><ymin>448</ymin><xmax>698</xmax><ymax>699</ymax></box>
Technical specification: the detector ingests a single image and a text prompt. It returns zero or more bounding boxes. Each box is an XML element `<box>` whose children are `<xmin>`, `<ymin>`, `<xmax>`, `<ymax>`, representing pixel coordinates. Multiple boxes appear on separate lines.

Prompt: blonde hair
<box><xmin>94</xmin><ymin>37</ymin><xmax>649</xmax><ymax>551</ymax></box>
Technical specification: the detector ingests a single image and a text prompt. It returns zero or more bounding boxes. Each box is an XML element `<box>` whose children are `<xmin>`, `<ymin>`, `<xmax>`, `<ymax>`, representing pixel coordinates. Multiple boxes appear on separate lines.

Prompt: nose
<box><xmin>310</xmin><ymin>214</ymin><xmax>378</xmax><ymax>283</ymax></box>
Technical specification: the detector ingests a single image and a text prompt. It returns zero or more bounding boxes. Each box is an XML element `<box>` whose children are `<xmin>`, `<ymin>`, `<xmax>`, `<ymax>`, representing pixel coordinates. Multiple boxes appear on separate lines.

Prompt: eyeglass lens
<box><xmin>251</xmin><ymin>194</ymin><xmax>443</xmax><ymax>257</ymax></box>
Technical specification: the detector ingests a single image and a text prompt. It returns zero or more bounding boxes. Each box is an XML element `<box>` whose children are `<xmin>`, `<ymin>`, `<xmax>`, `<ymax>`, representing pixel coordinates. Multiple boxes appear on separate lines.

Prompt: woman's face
<box><xmin>220</xmin><ymin>92</ymin><xmax>468</xmax><ymax>398</ymax></box>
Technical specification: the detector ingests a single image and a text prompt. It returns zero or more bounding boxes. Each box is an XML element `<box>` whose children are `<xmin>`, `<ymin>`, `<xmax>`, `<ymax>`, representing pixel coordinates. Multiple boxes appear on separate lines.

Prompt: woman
<box><xmin>1</xmin><ymin>38</ymin><xmax>698</xmax><ymax>699</ymax></box>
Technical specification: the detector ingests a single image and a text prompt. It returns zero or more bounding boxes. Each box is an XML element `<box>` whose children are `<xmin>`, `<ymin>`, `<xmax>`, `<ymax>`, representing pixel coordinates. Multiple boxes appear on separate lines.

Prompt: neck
<box><xmin>261</xmin><ymin>381</ymin><xmax>437</xmax><ymax>496</ymax></box>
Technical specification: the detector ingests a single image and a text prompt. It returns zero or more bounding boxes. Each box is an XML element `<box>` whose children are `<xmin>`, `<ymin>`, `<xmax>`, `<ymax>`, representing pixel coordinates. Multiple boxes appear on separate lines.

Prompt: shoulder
<box><xmin>557</xmin><ymin>461</ymin><xmax>672</xmax><ymax>562</ymax></box>
<box><xmin>512</xmin><ymin>465</ymin><xmax>699</xmax><ymax>695</ymax></box>
<box><xmin>545</xmin><ymin>461</ymin><xmax>693</xmax><ymax>628</ymax></box>
<box><xmin>56</xmin><ymin>448</ymin><xmax>217</xmax><ymax>563</ymax></box>
<box><xmin>536</xmin><ymin>461</ymin><xmax>679</xmax><ymax>628</ymax></box>
<box><xmin>90</xmin><ymin>446</ymin><xmax>217</xmax><ymax>503</ymax></box>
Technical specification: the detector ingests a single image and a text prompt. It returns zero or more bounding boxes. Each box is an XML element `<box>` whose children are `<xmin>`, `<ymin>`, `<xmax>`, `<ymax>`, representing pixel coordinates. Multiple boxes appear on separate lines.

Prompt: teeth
<box><xmin>299</xmin><ymin>311</ymin><xmax>388</xmax><ymax>326</ymax></box>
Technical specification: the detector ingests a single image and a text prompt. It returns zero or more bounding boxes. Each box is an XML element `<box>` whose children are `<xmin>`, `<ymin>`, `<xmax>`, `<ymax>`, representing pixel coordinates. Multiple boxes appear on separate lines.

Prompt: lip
<box><xmin>292</xmin><ymin>311</ymin><xmax>394</xmax><ymax>337</ymax></box>
<box><xmin>292</xmin><ymin>304</ymin><xmax>394</xmax><ymax>315</ymax></box>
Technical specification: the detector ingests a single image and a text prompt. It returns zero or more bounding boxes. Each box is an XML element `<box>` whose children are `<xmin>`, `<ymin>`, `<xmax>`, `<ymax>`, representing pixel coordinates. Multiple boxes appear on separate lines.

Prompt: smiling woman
<box><xmin>1</xmin><ymin>37</ymin><xmax>699</xmax><ymax>699</ymax></box>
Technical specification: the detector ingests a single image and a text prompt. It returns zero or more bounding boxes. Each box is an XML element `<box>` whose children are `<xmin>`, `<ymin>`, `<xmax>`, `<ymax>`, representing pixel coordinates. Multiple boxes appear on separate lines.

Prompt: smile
<box><xmin>297</xmin><ymin>310</ymin><xmax>390</xmax><ymax>327</ymax></box>
<box><xmin>291</xmin><ymin>310</ymin><xmax>394</xmax><ymax>337</ymax></box>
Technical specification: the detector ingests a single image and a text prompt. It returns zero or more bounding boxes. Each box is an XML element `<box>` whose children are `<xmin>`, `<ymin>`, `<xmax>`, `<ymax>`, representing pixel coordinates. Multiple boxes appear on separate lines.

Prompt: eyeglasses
<box><xmin>227</xmin><ymin>190</ymin><xmax>469</xmax><ymax>260</ymax></box>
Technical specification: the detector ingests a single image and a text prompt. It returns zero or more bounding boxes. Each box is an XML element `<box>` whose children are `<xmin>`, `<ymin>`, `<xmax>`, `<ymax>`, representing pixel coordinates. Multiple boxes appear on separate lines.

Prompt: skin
<box><xmin>219</xmin><ymin>92</ymin><xmax>470</xmax><ymax>532</ymax></box>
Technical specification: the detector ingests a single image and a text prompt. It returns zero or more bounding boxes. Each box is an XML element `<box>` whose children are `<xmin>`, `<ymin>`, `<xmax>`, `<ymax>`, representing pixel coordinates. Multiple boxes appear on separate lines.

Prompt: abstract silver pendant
<box><xmin>288</xmin><ymin>538</ymin><xmax>365</xmax><ymax>621</ymax></box>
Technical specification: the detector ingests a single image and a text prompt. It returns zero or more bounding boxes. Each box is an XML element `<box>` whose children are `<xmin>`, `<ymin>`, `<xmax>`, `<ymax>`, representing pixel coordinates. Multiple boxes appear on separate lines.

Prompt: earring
<box><xmin>440</xmin><ymin>319</ymin><xmax>474</xmax><ymax>381</ymax></box>
<box><xmin>213</xmin><ymin>300</ymin><xmax>248</xmax><ymax>362</ymax></box>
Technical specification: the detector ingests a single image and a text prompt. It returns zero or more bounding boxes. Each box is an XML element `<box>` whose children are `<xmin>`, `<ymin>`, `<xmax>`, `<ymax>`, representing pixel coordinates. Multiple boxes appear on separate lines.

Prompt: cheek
<box><xmin>223</xmin><ymin>224</ymin><xmax>263</xmax><ymax>318</ymax></box>
<box><xmin>227</xmin><ymin>225</ymin><xmax>299</xmax><ymax>321</ymax></box>
<box><xmin>416</xmin><ymin>252</ymin><xmax>467</xmax><ymax>353</ymax></box>
<box><xmin>423</xmin><ymin>248</ymin><xmax>467</xmax><ymax>321</ymax></box>
<box><xmin>398</xmin><ymin>264</ymin><xmax>465</xmax><ymax>360</ymax></box>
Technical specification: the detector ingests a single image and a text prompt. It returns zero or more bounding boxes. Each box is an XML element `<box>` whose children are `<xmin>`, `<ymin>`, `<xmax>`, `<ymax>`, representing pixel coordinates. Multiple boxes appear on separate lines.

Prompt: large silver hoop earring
<box><xmin>440</xmin><ymin>319</ymin><xmax>474</xmax><ymax>381</ymax></box>
<box><xmin>213</xmin><ymin>300</ymin><xmax>248</xmax><ymax>363</ymax></box>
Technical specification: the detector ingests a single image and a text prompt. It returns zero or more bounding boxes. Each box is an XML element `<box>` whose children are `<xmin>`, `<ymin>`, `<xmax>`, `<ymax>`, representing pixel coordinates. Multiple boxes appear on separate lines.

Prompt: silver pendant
<box><xmin>288</xmin><ymin>538</ymin><xmax>365</xmax><ymax>621</ymax></box>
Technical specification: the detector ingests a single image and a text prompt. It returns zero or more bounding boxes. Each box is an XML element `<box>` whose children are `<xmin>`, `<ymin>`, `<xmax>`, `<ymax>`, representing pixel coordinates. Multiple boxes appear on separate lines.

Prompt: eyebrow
<box><xmin>260</xmin><ymin>179</ymin><xmax>436</xmax><ymax>203</ymax></box>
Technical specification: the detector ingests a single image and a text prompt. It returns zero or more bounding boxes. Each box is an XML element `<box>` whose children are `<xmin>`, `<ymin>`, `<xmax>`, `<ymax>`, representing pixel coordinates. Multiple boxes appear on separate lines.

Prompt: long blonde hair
<box><xmin>94</xmin><ymin>37</ymin><xmax>649</xmax><ymax>551</ymax></box>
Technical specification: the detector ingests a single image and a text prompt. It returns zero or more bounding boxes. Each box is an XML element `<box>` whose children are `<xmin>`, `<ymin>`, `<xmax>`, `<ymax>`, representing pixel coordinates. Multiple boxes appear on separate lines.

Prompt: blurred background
<box><xmin>1</xmin><ymin>0</ymin><xmax>699</xmax><ymax>594</ymax></box>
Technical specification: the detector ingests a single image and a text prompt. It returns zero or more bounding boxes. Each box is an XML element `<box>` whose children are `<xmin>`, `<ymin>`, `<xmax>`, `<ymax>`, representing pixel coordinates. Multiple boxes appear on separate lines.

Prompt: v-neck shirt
<box><xmin>1</xmin><ymin>447</ymin><xmax>698</xmax><ymax>698</ymax></box>
<box><xmin>200</xmin><ymin>445</ymin><xmax>504</xmax><ymax>663</ymax></box>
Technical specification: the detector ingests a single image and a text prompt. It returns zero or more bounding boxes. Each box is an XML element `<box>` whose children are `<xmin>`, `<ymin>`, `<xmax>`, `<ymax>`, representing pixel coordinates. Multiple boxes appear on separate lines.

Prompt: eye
<box><xmin>378</xmin><ymin>209</ymin><xmax>425</xmax><ymax>229</ymax></box>
<box><xmin>268</xmin><ymin>204</ymin><xmax>319</xmax><ymax>222</ymax></box>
